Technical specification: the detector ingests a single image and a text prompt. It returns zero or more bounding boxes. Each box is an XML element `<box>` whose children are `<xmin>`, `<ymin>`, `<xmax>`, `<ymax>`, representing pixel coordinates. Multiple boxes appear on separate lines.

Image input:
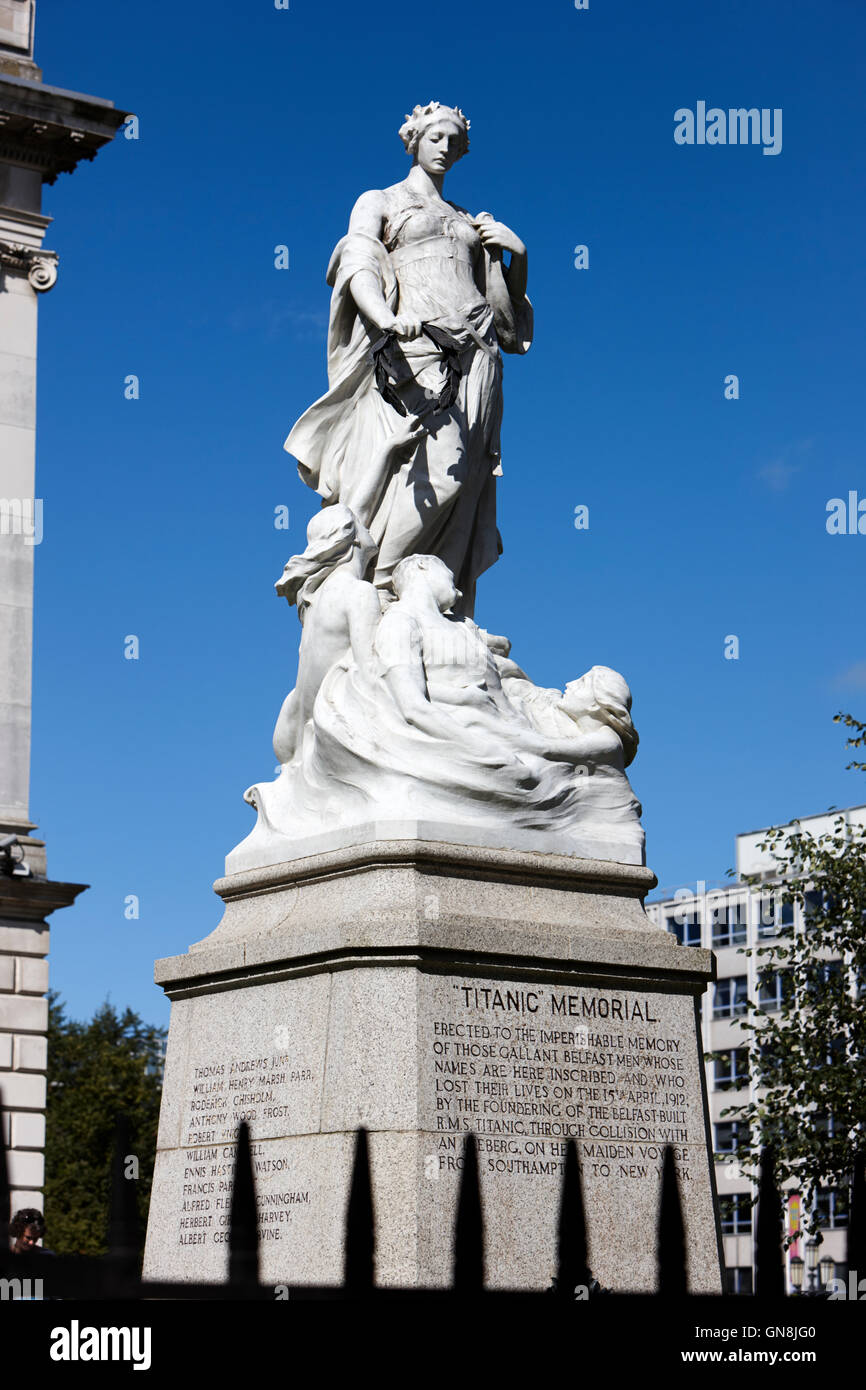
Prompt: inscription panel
<box><xmin>145</xmin><ymin>975</ymin><xmax>336</xmax><ymax>1283</ymax></box>
<box><xmin>418</xmin><ymin>973</ymin><xmax>717</xmax><ymax>1289</ymax></box>
<box><xmin>145</xmin><ymin>964</ymin><xmax>720</xmax><ymax>1291</ymax></box>
<box><xmin>175</xmin><ymin>1048</ymin><xmax>315</xmax><ymax>1253</ymax></box>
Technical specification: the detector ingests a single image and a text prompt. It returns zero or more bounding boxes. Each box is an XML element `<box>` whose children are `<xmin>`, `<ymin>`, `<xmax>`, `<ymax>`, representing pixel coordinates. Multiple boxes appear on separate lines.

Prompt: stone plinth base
<box><xmin>143</xmin><ymin>837</ymin><xmax>722</xmax><ymax>1292</ymax></box>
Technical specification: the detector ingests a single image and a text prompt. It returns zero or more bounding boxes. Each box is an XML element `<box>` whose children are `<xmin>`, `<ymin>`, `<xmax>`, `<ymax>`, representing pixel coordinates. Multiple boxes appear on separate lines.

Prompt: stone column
<box><xmin>0</xmin><ymin>184</ymin><xmax>54</xmax><ymax>838</ymax></box>
<box><xmin>0</xmin><ymin>2</ymin><xmax>127</xmax><ymax>1215</ymax></box>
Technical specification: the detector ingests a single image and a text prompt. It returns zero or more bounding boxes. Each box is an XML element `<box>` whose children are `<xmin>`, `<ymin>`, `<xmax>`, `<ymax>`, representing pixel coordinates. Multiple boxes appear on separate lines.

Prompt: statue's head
<box><xmin>399</xmin><ymin>102</ymin><xmax>470</xmax><ymax>175</ymax></box>
<box><xmin>391</xmin><ymin>553</ymin><xmax>460</xmax><ymax>613</ymax></box>
<box><xmin>560</xmin><ymin>666</ymin><xmax>639</xmax><ymax>767</ymax></box>
<box><xmin>276</xmin><ymin>504</ymin><xmax>376</xmax><ymax>619</ymax></box>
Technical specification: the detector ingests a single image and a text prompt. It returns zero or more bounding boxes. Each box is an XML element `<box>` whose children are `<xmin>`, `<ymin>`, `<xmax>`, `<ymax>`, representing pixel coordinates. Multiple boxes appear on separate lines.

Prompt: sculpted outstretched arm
<box><xmin>475</xmin><ymin>217</ymin><xmax>528</xmax><ymax>300</ymax></box>
<box><xmin>349</xmin><ymin>272</ymin><xmax>394</xmax><ymax>333</ymax></box>
<box><xmin>345</xmin><ymin>190</ymin><xmax>423</xmax><ymax>338</ymax></box>
<box><xmin>343</xmin><ymin>190</ymin><xmax>392</xmax><ymax>332</ymax></box>
<box><xmin>346</xmin><ymin>580</ymin><xmax>383</xmax><ymax>672</ymax></box>
<box><xmin>472</xmin><ymin>212</ymin><xmax>531</xmax><ymax>354</ymax></box>
<box><xmin>273</xmin><ymin>688</ymin><xmax>299</xmax><ymax>765</ymax></box>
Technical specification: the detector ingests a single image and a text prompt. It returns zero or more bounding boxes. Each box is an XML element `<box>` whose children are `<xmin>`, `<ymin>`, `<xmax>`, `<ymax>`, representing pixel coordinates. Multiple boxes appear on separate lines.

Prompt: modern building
<box><xmin>646</xmin><ymin>804</ymin><xmax>866</xmax><ymax>1295</ymax></box>
<box><xmin>0</xmin><ymin>2</ymin><xmax>126</xmax><ymax>1214</ymax></box>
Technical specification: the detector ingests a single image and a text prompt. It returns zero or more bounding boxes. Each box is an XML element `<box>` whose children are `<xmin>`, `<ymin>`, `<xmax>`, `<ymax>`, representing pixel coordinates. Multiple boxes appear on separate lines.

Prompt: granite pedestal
<box><xmin>143</xmin><ymin>830</ymin><xmax>723</xmax><ymax>1292</ymax></box>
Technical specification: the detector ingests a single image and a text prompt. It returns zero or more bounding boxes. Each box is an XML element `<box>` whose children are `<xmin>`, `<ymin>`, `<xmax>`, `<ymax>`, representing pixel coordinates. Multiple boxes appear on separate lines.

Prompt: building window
<box><xmin>757</xmin><ymin>896</ymin><xmax>776</xmax><ymax>938</ymax></box>
<box><xmin>815</xmin><ymin>1186</ymin><xmax>849</xmax><ymax>1229</ymax></box>
<box><xmin>719</xmin><ymin>1193</ymin><xmax>752</xmax><ymax>1234</ymax></box>
<box><xmin>724</xmin><ymin>1266</ymin><xmax>754</xmax><ymax>1295</ymax></box>
<box><xmin>713</xmin><ymin>976</ymin><xmax>748</xmax><ymax>1018</ymax></box>
<box><xmin>805</xmin><ymin>960</ymin><xmax>843</xmax><ymax>1004</ymax></box>
<box><xmin>665</xmin><ymin>906</ymin><xmax>701</xmax><ymax>947</ymax></box>
<box><xmin>757</xmin><ymin>968</ymin><xmax>793</xmax><ymax>1012</ymax></box>
<box><xmin>714</xmin><ymin>1047</ymin><xmax>750</xmax><ymax>1090</ymax></box>
<box><xmin>803</xmin><ymin>889</ymin><xmax>825</xmax><ymax>926</ymax></box>
<box><xmin>711</xmin><ymin>902</ymin><xmax>747</xmax><ymax>948</ymax></box>
<box><xmin>757</xmin><ymin>1040</ymin><xmax>782</xmax><ymax>1084</ymax></box>
<box><xmin>715</xmin><ymin>1121</ymin><xmax>751</xmax><ymax>1154</ymax></box>
<box><xmin>758</xmin><ymin>895</ymin><xmax>795</xmax><ymax>938</ymax></box>
<box><xmin>824</xmin><ymin>1034</ymin><xmax>846</xmax><ymax>1066</ymax></box>
<box><xmin>812</xmin><ymin>1110</ymin><xmax>837</xmax><ymax>1140</ymax></box>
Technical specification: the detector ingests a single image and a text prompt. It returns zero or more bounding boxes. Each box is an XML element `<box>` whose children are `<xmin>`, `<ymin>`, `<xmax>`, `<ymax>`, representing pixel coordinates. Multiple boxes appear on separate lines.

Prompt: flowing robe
<box><xmin>284</xmin><ymin>184</ymin><xmax>533</xmax><ymax>615</ymax></box>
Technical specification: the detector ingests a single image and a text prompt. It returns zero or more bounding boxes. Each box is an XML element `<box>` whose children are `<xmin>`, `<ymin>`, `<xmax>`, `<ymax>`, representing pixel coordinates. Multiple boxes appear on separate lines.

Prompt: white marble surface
<box><xmin>285</xmin><ymin>102</ymin><xmax>530</xmax><ymax>618</ymax></box>
<box><xmin>230</xmin><ymin>103</ymin><xmax>645</xmax><ymax>875</ymax></box>
<box><xmin>228</xmin><ymin>813</ymin><xmax>644</xmax><ymax>878</ymax></box>
<box><xmin>235</xmin><ymin>549</ymin><xmax>644</xmax><ymax>873</ymax></box>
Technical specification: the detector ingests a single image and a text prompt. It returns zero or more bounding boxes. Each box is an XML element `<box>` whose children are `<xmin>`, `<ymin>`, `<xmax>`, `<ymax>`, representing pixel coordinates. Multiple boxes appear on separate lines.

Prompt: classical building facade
<box><xmin>646</xmin><ymin>804</ymin><xmax>866</xmax><ymax>1294</ymax></box>
<box><xmin>0</xmin><ymin>1</ymin><xmax>126</xmax><ymax>1214</ymax></box>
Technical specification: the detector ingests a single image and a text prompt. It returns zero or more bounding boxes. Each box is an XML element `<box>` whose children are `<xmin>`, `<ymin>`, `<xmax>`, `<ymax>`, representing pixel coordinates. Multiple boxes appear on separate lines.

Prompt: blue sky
<box><xmin>26</xmin><ymin>0</ymin><xmax>866</xmax><ymax>1025</ymax></box>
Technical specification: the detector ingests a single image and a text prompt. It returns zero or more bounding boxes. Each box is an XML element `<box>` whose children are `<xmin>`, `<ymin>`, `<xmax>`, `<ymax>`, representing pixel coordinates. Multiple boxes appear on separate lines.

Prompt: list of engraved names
<box><xmin>175</xmin><ymin>1049</ymin><xmax>313</xmax><ymax>1249</ymax></box>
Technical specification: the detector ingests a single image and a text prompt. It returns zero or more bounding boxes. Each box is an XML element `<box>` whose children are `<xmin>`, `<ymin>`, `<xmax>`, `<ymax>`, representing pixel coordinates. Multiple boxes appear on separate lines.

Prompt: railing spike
<box><xmin>344</xmin><ymin>1127</ymin><xmax>375</xmax><ymax>1293</ymax></box>
<box><xmin>754</xmin><ymin>1145</ymin><xmax>784</xmax><ymax>1298</ymax></box>
<box><xmin>0</xmin><ymin>1087</ymin><xmax>10</xmax><ymax>1267</ymax></box>
<box><xmin>657</xmin><ymin>1145</ymin><xmax>687</xmax><ymax>1296</ymax></box>
<box><xmin>555</xmin><ymin>1138</ymin><xmax>590</xmax><ymax>1298</ymax></box>
<box><xmin>107</xmin><ymin>1114</ymin><xmax>141</xmax><ymax>1274</ymax></box>
<box><xmin>228</xmin><ymin>1121</ymin><xmax>259</xmax><ymax>1292</ymax></box>
<box><xmin>452</xmin><ymin>1133</ymin><xmax>484</xmax><ymax>1294</ymax></box>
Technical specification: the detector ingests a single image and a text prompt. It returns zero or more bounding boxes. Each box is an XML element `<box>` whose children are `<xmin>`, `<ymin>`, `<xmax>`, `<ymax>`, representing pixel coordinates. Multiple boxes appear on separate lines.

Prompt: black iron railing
<box><xmin>1</xmin><ymin>1105</ymin><xmax>862</xmax><ymax>1300</ymax></box>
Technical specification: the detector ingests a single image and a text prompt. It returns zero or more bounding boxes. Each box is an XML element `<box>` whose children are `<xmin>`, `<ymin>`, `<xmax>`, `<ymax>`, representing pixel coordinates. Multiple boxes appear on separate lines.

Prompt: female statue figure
<box><xmin>226</xmin><ymin>103</ymin><xmax>646</xmax><ymax>877</ymax></box>
<box><xmin>284</xmin><ymin>101</ymin><xmax>532</xmax><ymax>617</ymax></box>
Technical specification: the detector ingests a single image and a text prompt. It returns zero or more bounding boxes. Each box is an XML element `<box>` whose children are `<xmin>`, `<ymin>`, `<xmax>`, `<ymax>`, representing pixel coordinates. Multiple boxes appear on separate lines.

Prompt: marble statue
<box><xmin>270</xmin><ymin>416</ymin><xmax>425</xmax><ymax>766</ymax></box>
<box><xmin>240</xmin><ymin>534</ymin><xmax>642</xmax><ymax>861</ymax></box>
<box><xmin>228</xmin><ymin>104</ymin><xmax>645</xmax><ymax>873</ymax></box>
<box><xmin>284</xmin><ymin>101</ymin><xmax>531</xmax><ymax>618</ymax></box>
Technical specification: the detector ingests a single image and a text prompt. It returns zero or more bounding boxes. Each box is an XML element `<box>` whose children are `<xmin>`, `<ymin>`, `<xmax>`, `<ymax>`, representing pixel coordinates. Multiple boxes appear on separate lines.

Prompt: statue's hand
<box><xmin>483</xmin><ymin>632</ymin><xmax>512</xmax><ymax>657</ymax></box>
<box><xmin>385</xmin><ymin>414</ymin><xmax>428</xmax><ymax>461</ymax></box>
<box><xmin>473</xmin><ymin>213</ymin><xmax>526</xmax><ymax>259</ymax></box>
<box><xmin>391</xmin><ymin>315</ymin><xmax>424</xmax><ymax>340</ymax></box>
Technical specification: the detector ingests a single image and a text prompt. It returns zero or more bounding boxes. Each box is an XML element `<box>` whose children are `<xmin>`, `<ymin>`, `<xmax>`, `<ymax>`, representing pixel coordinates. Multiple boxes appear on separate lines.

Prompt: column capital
<box><xmin>0</xmin><ymin>233</ymin><xmax>56</xmax><ymax>288</ymax></box>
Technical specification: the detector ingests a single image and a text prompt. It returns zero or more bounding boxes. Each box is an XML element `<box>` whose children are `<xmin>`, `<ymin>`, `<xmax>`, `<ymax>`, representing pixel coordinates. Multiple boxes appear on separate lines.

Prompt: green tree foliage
<box><xmin>721</xmin><ymin>713</ymin><xmax>866</xmax><ymax>1235</ymax></box>
<box><xmin>44</xmin><ymin>993</ymin><xmax>165</xmax><ymax>1256</ymax></box>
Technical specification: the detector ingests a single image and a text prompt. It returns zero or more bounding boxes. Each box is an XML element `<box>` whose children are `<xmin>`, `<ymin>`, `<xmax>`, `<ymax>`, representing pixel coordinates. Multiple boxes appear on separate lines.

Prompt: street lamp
<box><xmin>789</xmin><ymin>1255</ymin><xmax>804</xmax><ymax>1293</ymax></box>
<box><xmin>819</xmin><ymin>1254</ymin><xmax>835</xmax><ymax>1289</ymax></box>
<box><xmin>805</xmin><ymin>1235</ymin><xmax>822</xmax><ymax>1293</ymax></box>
